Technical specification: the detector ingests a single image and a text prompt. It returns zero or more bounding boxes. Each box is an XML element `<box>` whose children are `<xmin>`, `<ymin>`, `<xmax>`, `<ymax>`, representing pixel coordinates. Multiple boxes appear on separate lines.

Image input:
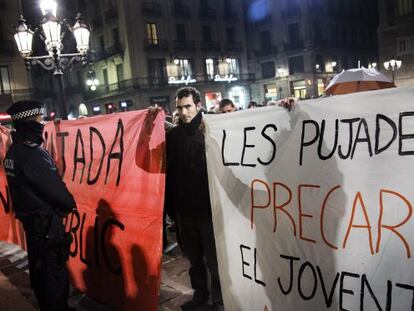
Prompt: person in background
<box><xmin>165</xmin><ymin>87</ymin><xmax>223</xmax><ymax>310</ymax></box>
<box><xmin>247</xmin><ymin>100</ymin><xmax>258</xmax><ymax>108</ymax></box>
<box><xmin>4</xmin><ymin>100</ymin><xmax>76</xmax><ymax>311</ymax></box>
<box><xmin>218</xmin><ymin>99</ymin><xmax>236</xmax><ymax>113</ymax></box>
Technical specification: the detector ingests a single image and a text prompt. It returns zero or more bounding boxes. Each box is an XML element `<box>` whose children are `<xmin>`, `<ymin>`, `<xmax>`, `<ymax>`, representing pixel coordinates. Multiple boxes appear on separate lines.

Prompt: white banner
<box><xmin>204</xmin><ymin>87</ymin><xmax>414</xmax><ymax>311</ymax></box>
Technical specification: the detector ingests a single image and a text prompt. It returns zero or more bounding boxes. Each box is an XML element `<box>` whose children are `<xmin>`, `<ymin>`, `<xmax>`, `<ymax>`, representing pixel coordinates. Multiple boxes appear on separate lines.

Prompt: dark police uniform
<box><xmin>4</xmin><ymin>100</ymin><xmax>76</xmax><ymax>311</ymax></box>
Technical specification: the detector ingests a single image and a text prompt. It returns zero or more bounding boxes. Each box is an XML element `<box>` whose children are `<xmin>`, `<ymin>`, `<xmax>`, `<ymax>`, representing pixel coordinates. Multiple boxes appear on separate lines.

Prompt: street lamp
<box><xmin>86</xmin><ymin>69</ymin><xmax>99</xmax><ymax>91</ymax></box>
<box><xmin>13</xmin><ymin>1</ymin><xmax>90</xmax><ymax>119</ymax></box>
<box><xmin>383</xmin><ymin>59</ymin><xmax>402</xmax><ymax>84</ymax></box>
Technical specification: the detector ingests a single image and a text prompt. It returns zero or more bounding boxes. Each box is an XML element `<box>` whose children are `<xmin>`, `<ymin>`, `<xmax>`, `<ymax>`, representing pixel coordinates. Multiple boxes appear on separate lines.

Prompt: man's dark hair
<box><xmin>175</xmin><ymin>87</ymin><xmax>201</xmax><ymax>104</ymax></box>
<box><xmin>219</xmin><ymin>99</ymin><xmax>234</xmax><ymax>110</ymax></box>
<box><xmin>248</xmin><ymin>101</ymin><xmax>258</xmax><ymax>108</ymax></box>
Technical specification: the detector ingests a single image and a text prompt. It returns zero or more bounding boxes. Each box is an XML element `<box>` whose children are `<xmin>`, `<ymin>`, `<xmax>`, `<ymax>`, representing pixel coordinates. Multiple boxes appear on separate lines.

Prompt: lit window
<box><xmin>397</xmin><ymin>36</ymin><xmax>414</xmax><ymax>55</ymax></box>
<box><xmin>176</xmin><ymin>59</ymin><xmax>192</xmax><ymax>77</ymax></box>
<box><xmin>0</xmin><ymin>67</ymin><xmax>11</xmax><ymax>94</ymax></box>
<box><xmin>206</xmin><ymin>58</ymin><xmax>214</xmax><ymax>78</ymax></box>
<box><xmin>146</xmin><ymin>23</ymin><xmax>158</xmax><ymax>44</ymax></box>
<box><xmin>226</xmin><ymin>58</ymin><xmax>239</xmax><ymax>75</ymax></box>
<box><xmin>397</xmin><ymin>0</ymin><xmax>413</xmax><ymax>15</ymax></box>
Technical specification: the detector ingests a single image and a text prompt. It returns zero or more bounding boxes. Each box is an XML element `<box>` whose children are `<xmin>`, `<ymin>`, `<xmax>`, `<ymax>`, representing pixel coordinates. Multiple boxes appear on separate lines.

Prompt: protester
<box><xmin>165</xmin><ymin>87</ymin><xmax>223</xmax><ymax>310</ymax></box>
<box><xmin>276</xmin><ymin>96</ymin><xmax>297</xmax><ymax>111</ymax></box>
<box><xmin>4</xmin><ymin>100</ymin><xmax>76</xmax><ymax>311</ymax></box>
<box><xmin>247</xmin><ymin>100</ymin><xmax>258</xmax><ymax>108</ymax></box>
<box><xmin>218</xmin><ymin>98</ymin><xmax>236</xmax><ymax>113</ymax></box>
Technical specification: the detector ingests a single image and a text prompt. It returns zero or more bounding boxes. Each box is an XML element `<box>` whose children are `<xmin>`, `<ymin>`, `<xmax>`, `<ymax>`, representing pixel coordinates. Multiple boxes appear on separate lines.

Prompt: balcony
<box><xmin>173</xmin><ymin>40</ymin><xmax>196</xmax><ymax>50</ymax></box>
<box><xmin>105</xmin><ymin>7</ymin><xmax>118</xmax><ymax>20</ymax></box>
<box><xmin>224</xmin><ymin>41</ymin><xmax>243</xmax><ymax>52</ymax></box>
<box><xmin>223</xmin><ymin>10</ymin><xmax>239</xmax><ymax>23</ymax></box>
<box><xmin>199</xmin><ymin>8</ymin><xmax>216</xmax><ymax>21</ymax></box>
<box><xmin>172</xmin><ymin>5</ymin><xmax>191</xmax><ymax>18</ymax></box>
<box><xmin>254</xmin><ymin>45</ymin><xmax>277</xmax><ymax>57</ymax></box>
<box><xmin>143</xmin><ymin>39</ymin><xmax>168</xmax><ymax>50</ymax></box>
<box><xmin>200</xmin><ymin>41</ymin><xmax>220</xmax><ymax>51</ymax></box>
<box><xmin>284</xmin><ymin>40</ymin><xmax>304</xmax><ymax>52</ymax></box>
<box><xmin>0</xmin><ymin>40</ymin><xmax>14</xmax><ymax>56</ymax></box>
<box><xmin>142</xmin><ymin>1</ymin><xmax>162</xmax><ymax>17</ymax></box>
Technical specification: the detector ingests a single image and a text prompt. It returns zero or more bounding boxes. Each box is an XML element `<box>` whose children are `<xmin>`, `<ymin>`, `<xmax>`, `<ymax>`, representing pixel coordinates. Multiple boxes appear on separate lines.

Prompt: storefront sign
<box><xmin>168</xmin><ymin>76</ymin><xmax>196</xmax><ymax>85</ymax></box>
<box><xmin>214</xmin><ymin>74</ymin><xmax>238</xmax><ymax>83</ymax></box>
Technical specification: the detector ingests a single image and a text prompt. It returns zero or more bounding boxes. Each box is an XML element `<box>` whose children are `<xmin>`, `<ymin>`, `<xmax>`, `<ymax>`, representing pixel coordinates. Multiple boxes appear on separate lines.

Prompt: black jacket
<box><xmin>165</xmin><ymin>111</ymin><xmax>212</xmax><ymax>218</ymax></box>
<box><xmin>4</xmin><ymin>133</ymin><xmax>76</xmax><ymax>219</ymax></box>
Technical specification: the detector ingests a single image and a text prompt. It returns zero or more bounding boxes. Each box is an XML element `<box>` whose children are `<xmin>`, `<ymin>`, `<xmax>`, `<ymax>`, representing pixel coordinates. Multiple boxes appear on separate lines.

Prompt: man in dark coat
<box><xmin>165</xmin><ymin>87</ymin><xmax>223</xmax><ymax>310</ymax></box>
<box><xmin>4</xmin><ymin>100</ymin><xmax>76</xmax><ymax>311</ymax></box>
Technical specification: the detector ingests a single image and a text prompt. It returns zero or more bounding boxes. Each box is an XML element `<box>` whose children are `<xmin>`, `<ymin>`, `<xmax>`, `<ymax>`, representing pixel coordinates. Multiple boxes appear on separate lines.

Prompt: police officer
<box><xmin>4</xmin><ymin>100</ymin><xmax>76</xmax><ymax>311</ymax></box>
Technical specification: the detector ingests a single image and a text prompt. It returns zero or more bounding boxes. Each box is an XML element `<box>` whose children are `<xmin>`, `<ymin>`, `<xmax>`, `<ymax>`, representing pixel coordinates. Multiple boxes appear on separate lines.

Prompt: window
<box><xmin>103</xmin><ymin>68</ymin><xmax>109</xmax><ymax>85</ymax></box>
<box><xmin>264</xmin><ymin>83</ymin><xmax>277</xmax><ymax>102</ymax></box>
<box><xmin>397</xmin><ymin>0</ymin><xmax>413</xmax><ymax>15</ymax></box>
<box><xmin>288</xmin><ymin>56</ymin><xmax>304</xmax><ymax>74</ymax></box>
<box><xmin>261</xmin><ymin>61</ymin><xmax>275</xmax><ymax>79</ymax></box>
<box><xmin>226</xmin><ymin>27</ymin><xmax>235</xmax><ymax>42</ymax></box>
<box><xmin>99</xmin><ymin>36</ymin><xmax>105</xmax><ymax>52</ymax></box>
<box><xmin>313</xmin><ymin>22</ymin><xmax>321</xmax><ymax>42</ymax></box>
<box><xmin>202</xmin><ymin>26</ymin><xmax>212</xmax><ymax>42</ymax></box>
<box><xmin>146</xmin><ymin>23</ymin><xmax>158</xmax><ymax>44</ymax></box>
<box><xmin>226</xmin><ymin>58</ymin><xmax>239</xmax><ymax>75</ymax></box>
<box><xmin>315</xmin><ymin>54</ymin><xmax>324</xmax><ymax>72</ymax></box>
<box><xmin>148</xmin><ymin>59</ymin><xmax>165</xmax><ymax>85</ymax></box>
<box><xmin>317</xmin><ymin>79</ymin><xmax>325</xmax><ymax>97</ymax></box>
<box><xmin>260</xmin><ymin>30</ymin><xmax>271</xmax><ymax>50</ymax></box>
<box><xmin>0</xmin><ymin>66</ymin><xmax>11</xmax><ymax>94</ymax></box>
<box><xmin>112</xmin><ymin>28</ymin><xmax>120</xmax><ymax>47</ymax></box>
<box><xmin>397</xmin><ymin>36</ymin><xmax>414</xmax><ymax>55</ymax></box>
<box><xmin>205</xmin><ymin>58</ymin><xmax>215</xmax><ymax>78</ymax></box>
<box><xmin>288</xmin><ymin>23</ymin><xmax>300</xmax><ymax>42</ymax></box>
<box><xmin>176</xmin><ymin>24</ymin><xmax>186</xmax><ymax>40</ymax></box>
<box><xmin>177</xmin><ymin>59</ymin><xmax>192</xmax><ymax>77</ymax></box>
<box><xmin>116</xmin><ymin>64</ymin><xmax>123</xmax><ymax>82</ymax></box>
<box><xmin>292</xmin><ymin>80</ymin><xmax>307</xmax><ymax>99</ymax></box>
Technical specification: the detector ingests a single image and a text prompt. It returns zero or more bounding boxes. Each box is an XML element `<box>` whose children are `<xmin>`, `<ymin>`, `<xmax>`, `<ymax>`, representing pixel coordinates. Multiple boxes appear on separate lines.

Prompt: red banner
<box><xmin>0</xmin><ymin>110</ymin><xmax>165</xmax><ymax>311</ymax></box>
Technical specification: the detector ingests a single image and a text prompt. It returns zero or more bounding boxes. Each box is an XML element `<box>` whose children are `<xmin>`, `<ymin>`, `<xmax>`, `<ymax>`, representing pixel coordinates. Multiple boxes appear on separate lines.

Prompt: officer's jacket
<box><xmin>4</xmin><ymin>138</ymin><xmax>76</xmax><ymax>218</ymax></box>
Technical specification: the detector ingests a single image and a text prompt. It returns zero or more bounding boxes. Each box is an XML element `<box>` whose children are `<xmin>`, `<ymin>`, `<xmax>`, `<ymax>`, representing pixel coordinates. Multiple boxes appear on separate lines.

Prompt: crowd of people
<box><xmin>3</xmin><ymin>87</ymin><xmax>295</xmax><ymax>311</ymax></box>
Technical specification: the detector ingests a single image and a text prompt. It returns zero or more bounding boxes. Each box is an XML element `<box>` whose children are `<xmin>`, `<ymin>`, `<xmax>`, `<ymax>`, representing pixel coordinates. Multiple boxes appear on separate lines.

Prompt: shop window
<box><xmin>264</xmin><ymin>83</ymin><xmax>277</xmax><ymax>102</ymax></box>
<box><xmin>317</xmin><ymin>79</ymin><xmax>325</xmax><ymax>97</ymax></box>
<box><xmin>292</xmin><ymin>80</ymin><xmax>307</xmax><ymax>99</ymax></box>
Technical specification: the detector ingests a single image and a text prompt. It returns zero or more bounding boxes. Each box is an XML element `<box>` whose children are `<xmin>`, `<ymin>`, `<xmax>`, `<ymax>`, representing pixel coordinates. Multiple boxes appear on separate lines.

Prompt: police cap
<box><xmin>7</xmin><ymin>100</ymin><xmax>45</xmax><ymax>121</ymax></box>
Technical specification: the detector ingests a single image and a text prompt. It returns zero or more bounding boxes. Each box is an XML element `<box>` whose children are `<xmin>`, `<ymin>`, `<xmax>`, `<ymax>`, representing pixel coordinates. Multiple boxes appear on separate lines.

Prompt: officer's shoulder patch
<box><xmin>22</xmin><ymin>141</ymin><xmax>39</xmax><ymax>148</ymax></box>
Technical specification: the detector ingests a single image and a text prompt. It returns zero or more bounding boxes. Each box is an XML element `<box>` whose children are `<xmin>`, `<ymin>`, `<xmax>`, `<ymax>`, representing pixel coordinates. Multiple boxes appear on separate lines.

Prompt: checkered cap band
<box><xmin>10</xmin><ymin>108</ymin><xmax>44</xmax><ymax>121</ymax></box>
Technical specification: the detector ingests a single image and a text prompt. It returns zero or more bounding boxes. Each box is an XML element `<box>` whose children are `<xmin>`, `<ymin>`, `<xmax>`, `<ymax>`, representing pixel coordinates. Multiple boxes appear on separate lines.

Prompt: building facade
<box><xmin>244</xmin><ymin>0</ymin><xmax>379</xmax><ymax>104</ymax></box>
<box><xmin>378</xmin><ymin>0</ymin><xmax>414</xmax><ymax>86</ymax></box>
<box><xmin>58</xmin><ymin>0</ymin><xmax>252</xmax><ymax>116</ymax></box>
<box><xmin>0</xmin><ymin>0</ymin><xmax>31</xmax><ymax>112</ymax></box>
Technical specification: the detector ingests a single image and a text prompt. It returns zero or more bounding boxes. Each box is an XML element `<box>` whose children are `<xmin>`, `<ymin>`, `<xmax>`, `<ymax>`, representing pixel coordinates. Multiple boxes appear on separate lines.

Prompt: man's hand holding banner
<box><xmin>204</xmin><ymin>87</ymin><xmax>414</xmax><ymax>311</ymax></box>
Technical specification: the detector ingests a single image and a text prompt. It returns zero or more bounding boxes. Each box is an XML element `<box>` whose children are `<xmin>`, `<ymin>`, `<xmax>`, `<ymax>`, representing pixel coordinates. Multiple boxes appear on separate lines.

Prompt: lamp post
<box><xmin>13</xmin><ymin>0</ymin><xmax>90</xmax><ymax>119</ymax></box>
<box><xmin>383</xmin><ymin>59</ymin><xmax>402</xmax><ymax>84</ymax></box>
